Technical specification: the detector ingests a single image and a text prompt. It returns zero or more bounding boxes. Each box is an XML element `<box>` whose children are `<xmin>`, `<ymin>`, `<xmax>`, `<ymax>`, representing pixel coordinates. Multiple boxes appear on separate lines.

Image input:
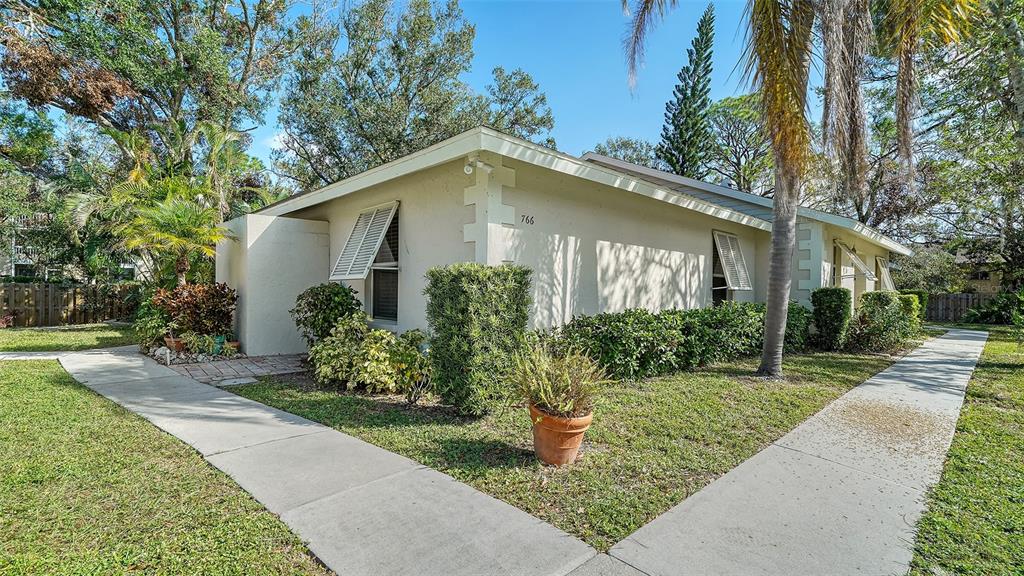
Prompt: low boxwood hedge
<box><xmin>899</xmin><ymin>289</ymin><xmax>929</xmax><ymax>322</ymax></box>
<box><xmin>556</xmin><ymin>301</ymin><xmax>811</xmax><ymax>381</ymax></box>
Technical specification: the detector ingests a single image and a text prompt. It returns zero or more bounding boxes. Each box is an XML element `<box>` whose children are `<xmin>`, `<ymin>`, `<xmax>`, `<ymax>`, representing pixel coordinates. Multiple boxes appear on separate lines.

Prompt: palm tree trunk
<box><xmin>176</xmin><ymin>254</ymin><xmax>190</xmax><ymax>286</ymax></box>
<box><xmin>757</xmin><ymin>166</ymin><xmax>801</xmax><ymax>378</ymax></box>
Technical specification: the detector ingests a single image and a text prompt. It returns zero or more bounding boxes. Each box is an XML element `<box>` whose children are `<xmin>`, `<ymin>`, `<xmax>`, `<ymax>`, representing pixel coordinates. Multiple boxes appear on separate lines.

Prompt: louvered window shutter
<box><xmin>713</xmin><ymin>231</ymin><xmax>753</xmax><ymax>291</ymax></box>
<box><xmin>330</xmin><ymin>202</ymin><xmax>399</xmax><ymax>281</ymax></box>
<box><xmin>835</xmin><ymin>241</ymin><xmax>877</xmax><ymax>281</ymax></box>
<box><xmin>876</xmin><ymin>257</ymin><xmax>895</xmax><ymax>290</ymax></box>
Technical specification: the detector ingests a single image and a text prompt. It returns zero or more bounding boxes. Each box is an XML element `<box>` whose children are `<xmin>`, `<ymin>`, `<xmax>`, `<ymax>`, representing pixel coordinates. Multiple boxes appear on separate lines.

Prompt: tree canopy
<box><xmin>273</xmin><ymin>0</ymin><xmax>554</xmax><ymax>190</ymax></box>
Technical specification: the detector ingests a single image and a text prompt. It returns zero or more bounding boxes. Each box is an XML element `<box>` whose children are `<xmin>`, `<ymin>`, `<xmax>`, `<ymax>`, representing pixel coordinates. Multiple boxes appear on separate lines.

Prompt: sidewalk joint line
<box><xmin>206</xmin><ymin>429</ymin><xmax>332</xmax><ymax>457</ymax></box>
<box><xmin>770</xmin><ymin>441</ymin><xmax>926</xmax><ymax>493</ymax></box>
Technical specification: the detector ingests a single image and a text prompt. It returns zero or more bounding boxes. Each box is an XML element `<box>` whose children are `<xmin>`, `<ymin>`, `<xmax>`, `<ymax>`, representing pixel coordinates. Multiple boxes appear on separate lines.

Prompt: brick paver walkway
<box><xmin>170</xmin><ymin>355</ymin><xmax>306</xmax><ymax>384</ymax></box>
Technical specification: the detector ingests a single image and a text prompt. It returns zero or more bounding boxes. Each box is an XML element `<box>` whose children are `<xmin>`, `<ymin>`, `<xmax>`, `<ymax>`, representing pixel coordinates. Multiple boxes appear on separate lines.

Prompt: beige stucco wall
<box><xmin>288</xmin><ymin>161</ymin><xmax>475</xmax><ymax>332</ymax></box>
<box><xmin>821</xmin><ymin>225</ymin><xmax>892</xmax><ymax>306</ymax></box>
<box><xmin>216</xmin><ymin>214</ymin><xmax>330</xmax><ymax>355</ymax></box>
<box><xmin>282</xmin><ymin>154</ymin><xmax>770</xmax><ymax>334</ymax></box>
<box><xmin>497</xmin><ymin>158</ymin><xmax>761</xmax><ymax>327</ymax></box>
<box><xmin>225</xmin><ymin>149</ymin><xmax>903</xmax><ymax>354</ymax></box>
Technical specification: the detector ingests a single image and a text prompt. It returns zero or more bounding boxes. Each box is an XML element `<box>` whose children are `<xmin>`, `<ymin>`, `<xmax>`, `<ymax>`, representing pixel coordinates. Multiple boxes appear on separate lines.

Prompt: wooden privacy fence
<box><xmin>925</xmin><ymin>293</ymin><xmax>996</xmax><ymax>323</ymax></box>
<box><xmin>1</xmin><ymin>283</ymin><xmax>138</xmax><ymax>328</ymax></box>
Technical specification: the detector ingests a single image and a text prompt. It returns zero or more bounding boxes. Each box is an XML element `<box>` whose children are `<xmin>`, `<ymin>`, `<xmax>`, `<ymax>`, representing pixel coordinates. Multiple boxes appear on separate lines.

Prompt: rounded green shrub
<box><xmin>847</xmin><ymin>291</ymin><xmax>913</xmax><ymax>353</ymax></box>
<box><xmin>556</xmin><ymin>301</ymin><xmax>810</xmax><ymax>381</ymax></box>
<box><xmin>898</xmin><ymin>294</ymin><xmax>922</xmax><ymax>337</ymax></box>
<box><xmin>811</xmin><ymin>287</ymin><xmax>852</xmax><ymax>351</ymax></box>
<box><xmin>290</xmin><ymin>282</ymin><xmax>362</xmax><ymax>346</ymax></box>
<box><xmin>308</xmin><ymin>312</ymin><xmax>371</xmax><ymax>388</ymax></box>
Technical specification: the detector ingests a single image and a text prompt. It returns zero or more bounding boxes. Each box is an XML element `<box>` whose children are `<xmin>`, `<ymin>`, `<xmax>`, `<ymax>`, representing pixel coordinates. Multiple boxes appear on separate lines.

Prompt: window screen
<box><xmin>371</xmin><ymin>269</ymin><xmax>398</xmax><ymax>321</ymax></box>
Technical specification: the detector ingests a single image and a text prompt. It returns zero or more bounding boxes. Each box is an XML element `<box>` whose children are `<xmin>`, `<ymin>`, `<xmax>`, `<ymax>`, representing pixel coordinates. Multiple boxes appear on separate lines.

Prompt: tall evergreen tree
<box><xmin>656</xmin><ymin>4</ymin><xmax>715</xmax><ymax>178</ymax></box>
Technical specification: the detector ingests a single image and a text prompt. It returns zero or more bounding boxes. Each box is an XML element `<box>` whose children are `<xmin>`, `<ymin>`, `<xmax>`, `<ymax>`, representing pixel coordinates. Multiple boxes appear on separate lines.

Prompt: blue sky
<box><xmin>248</xmin><ymin>0</ymin><xmax>783</xmax><ymax>166</ymax></box>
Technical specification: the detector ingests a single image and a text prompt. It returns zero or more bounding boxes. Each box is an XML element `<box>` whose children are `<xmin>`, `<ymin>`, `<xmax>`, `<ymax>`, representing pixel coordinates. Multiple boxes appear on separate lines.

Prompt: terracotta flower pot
<box><xmin>164</xmin><ymin>336</ymin><xmax>185</xmax><ymax>352</ymax></box>
<box><xmin>528</xmin><ymin>404</ymin><xmax>593</xmax><ymax>466</ymax></box>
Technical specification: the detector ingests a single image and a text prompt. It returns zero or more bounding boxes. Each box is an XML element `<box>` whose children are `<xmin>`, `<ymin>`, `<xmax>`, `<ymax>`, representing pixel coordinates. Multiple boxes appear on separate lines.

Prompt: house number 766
<box><xmin>520</xmin><ymin>214</ymin><xmax>535</xmax><ymax>225</ymax></box>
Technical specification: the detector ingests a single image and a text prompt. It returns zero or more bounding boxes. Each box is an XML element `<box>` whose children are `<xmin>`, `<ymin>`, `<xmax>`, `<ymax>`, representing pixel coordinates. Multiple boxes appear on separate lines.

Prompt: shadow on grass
<box><xmin>418</xmin><ymin>436</ymin><xmax>536</xmax><ymax>472</ymax></box>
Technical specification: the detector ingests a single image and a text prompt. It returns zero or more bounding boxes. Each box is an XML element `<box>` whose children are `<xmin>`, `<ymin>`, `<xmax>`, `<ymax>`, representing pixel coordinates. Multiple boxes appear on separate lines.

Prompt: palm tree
<box><xmin>623</xmin><ymin>0</ymin><xmax>976</xmax><ymax>377</ymax></box>
<box><xmin>119</xmin><ymin>194</ymin><xmax>232</xmax><ymax>286</ymax></box>
<box><xmin>196</xmin><ymin>121</ymin><xmax>243</xmax><ymax>222</ymax></box>
<box><xmin>821</xmin><ymin>0</ymin><xmax>976</xmax><ymax>192</ymax></box>
<box><xmin>625</xmin><ymin>0</ymin><xmax>815</xmax><ymax>377</ymax></box>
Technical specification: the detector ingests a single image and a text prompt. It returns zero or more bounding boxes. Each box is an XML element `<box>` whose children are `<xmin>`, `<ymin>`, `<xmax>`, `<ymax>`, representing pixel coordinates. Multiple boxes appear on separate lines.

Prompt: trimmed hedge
<box><xmin>846</xmin><ymin>291</ymin><xmax>914</xmax><ymax>353</ymax></box>
<box><xmin>811</xmin><ymin>287</ymin><xmax>852</xmax><ymax>351</ymax></box>
<box><xmin>899</xmin><ymin>294</ymin><xmax>922</xmax><ymax>336</ymax></box>
<box><xmin>900</xmin><ymin>289</ymin><xmax>929</xmax><ymax>321</ymax></box>
<box><xmin>424</xmin><ymin>263</ymin><xmax>532</xmax><ymax>415</ymax></box>
<box><xmin>557</xmin><ymin>302</ymin><xmax>811</xmax><ymax>381</ymax></box>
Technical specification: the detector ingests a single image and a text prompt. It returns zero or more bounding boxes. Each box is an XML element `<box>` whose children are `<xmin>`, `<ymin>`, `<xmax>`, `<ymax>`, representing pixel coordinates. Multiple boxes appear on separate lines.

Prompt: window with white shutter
<box><xmin>876</xmin><ymin>257</ymin><xmax>895</xmax><ymax>290</ymax></box>
<box><xmin>712</xmin><ymin>231</ymin><xmax>753</xmax><ymax>291</ymax></box>
<box><xmin>834</xmin><ymin>240</ymin><xmax>877</xmax><ymax>281</ymax></box>
<box><xmin>330</xmin><ymin>202</ymin><xmax>399</xmax><ymax>281</ymax></box>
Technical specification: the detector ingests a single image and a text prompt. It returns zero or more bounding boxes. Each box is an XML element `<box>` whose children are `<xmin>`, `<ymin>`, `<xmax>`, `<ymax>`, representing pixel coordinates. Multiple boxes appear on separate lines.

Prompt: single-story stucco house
<box><xmin>216</xmin><ymin>126</ymin><xmax>911</xmax><ymax>356</ymax></box>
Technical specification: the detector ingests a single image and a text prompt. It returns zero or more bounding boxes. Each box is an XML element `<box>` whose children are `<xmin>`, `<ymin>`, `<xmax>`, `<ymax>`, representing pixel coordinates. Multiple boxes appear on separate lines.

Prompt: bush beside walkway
<box><xmin>911</xmin><ymin>325</ymin><xmax>1024</xmax><ymax>575</ymax></box>
<box><xmin>0</xmin><ymin>360</ymin><xmax>330</xmax><ymax>575</ymax></box>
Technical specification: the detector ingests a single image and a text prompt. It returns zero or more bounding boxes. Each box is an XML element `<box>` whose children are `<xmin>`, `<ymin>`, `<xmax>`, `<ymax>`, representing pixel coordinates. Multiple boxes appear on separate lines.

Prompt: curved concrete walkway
<box><xmin>35</xmin><ymin>328</ymin><xmax>986</xmax><ymax>576</ymax></box>
<box><xmin>610</xmin><ymin>328</ymin><xmax>988</xmax><ymax>576</ymax></box>
<box><xmin>56</xmin><ymin>347</ymin><xmax>595</xmax><ymax>576</ymax></box>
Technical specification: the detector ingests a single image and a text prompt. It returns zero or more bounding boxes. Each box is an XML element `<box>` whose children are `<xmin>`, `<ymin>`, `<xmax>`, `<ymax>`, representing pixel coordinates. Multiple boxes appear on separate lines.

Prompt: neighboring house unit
<box><xmin>2</xmin><ymin>213</ymin><xmax>137</xmax><ymax>281</ymax></box>
<box><xmin>3</xmin><ymin>214</ymin><xmax>57</xmax><ymax>279</ymax></box>
<box><xmin>217</xmin><ymin>127</ymin><xmax>911</xmax><ymax>355</ymax></box>
<box><xmin>956</xmin><ymin>251</ymin><xmax>1004</xmax><ymax>294</ymax></box>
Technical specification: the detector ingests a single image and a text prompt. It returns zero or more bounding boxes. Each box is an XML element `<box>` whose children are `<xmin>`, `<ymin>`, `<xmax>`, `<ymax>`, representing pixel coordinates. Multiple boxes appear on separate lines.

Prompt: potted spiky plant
<box><xmin>512</xmin><ymin>342</ymin><xmax>610</xmax><ymax>466</ymax></box>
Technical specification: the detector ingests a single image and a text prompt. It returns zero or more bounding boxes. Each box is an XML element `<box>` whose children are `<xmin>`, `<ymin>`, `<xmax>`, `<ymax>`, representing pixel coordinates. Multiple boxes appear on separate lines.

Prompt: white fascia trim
<box><xmin>265</xmin><ymin>127</ymin><xmax>771</xmax><ymax>232</ymax></box>
<box><xmin>581</xmin><ymin>152</ymin><xmax>912</xmax><ymax>256</ymax></box>
<box><xmin>479</xmin><ymin>131</ymin><xmax>771</xmax><ymax>231</ymax></box>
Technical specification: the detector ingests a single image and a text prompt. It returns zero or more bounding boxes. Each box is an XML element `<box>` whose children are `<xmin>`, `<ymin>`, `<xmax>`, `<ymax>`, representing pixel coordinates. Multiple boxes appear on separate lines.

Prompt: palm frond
<box><xmin>744</xmin><ymin>0</ymin><xmax>816</xmax><ymax>175</ymax></box>
<box><xmin>879</xmin><ymin>0</ymin><xmax>979</xmax><ymax>168</ymax></box>
<box><xmin>623</xmin><ymin>0</ymin><xmax>678</xmax><ymax>86</ymax></box>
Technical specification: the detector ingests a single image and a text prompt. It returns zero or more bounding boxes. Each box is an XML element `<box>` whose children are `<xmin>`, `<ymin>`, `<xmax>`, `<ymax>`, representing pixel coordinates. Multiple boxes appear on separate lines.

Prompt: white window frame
<box><xmin>712</xmin><ymin>231</ymin><xmax>753</xmax><ymax>291</ymax></box>
<box><xmin>876</xmin><ymin>257</ymin><xmax>895</xmax><ymax>291</ymax></box>
<box><xmin>834</xmin><ymin>240</ymin><xmax>877</xmax><ymax>281</ymax></box>
<box><xmin>330</xmin><ymin>201</ymin><xmax>399</xmax><ymax>281</ymax></box>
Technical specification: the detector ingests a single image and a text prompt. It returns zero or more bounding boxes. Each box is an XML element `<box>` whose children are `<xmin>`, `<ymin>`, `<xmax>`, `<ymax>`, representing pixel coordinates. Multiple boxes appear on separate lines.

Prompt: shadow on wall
<box><xmin>506</xmin><ymin>228</ymin><xmax>705</xmax><ymax>328</ymax></box>
<box><xmin>596</xmin><ymin>240</ymin><xmax>704</xmax><ymax>313</ymax></box>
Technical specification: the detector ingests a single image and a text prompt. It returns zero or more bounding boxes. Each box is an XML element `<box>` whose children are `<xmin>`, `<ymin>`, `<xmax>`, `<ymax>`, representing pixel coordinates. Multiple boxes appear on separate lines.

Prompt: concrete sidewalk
<box><xmin>51</xmin><ymin>328</ymin><xmax>986</xmax><ymax>576</ymax></box>
<box><xmin>610</xmin><ymin>328</ymin><xmax>988</xmax><ymax>576</ymax></box>
<box><xmin>0</xmin><ymin>344</ymin><xmax>137</xmax><ymax>361</ymax></box>
<box><xmin>59</xmin><ymin>347</ymin><xmax>595</xmax><ymax>576</ymax></box>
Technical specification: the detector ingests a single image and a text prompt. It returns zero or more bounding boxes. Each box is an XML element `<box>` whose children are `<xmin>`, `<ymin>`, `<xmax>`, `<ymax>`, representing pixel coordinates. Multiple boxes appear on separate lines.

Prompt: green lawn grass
<box><xmin>911</xmin><ymin>324</ymin><xmax>1024</xmax><ymax>575</ymax></box>
<box><xmin>0</xmin><ymin>360</ymin><xmax>331</xmax><ymax>575</ymax></box>
<box><xmin>0</xmin><ymin>323</ymin><xmax>136</xmax><ymax>351</ymax></box>
<box><xmin>235</xmin><ymin>351</ymin><xmax>895</xmax><ymax>551</ymax></box>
